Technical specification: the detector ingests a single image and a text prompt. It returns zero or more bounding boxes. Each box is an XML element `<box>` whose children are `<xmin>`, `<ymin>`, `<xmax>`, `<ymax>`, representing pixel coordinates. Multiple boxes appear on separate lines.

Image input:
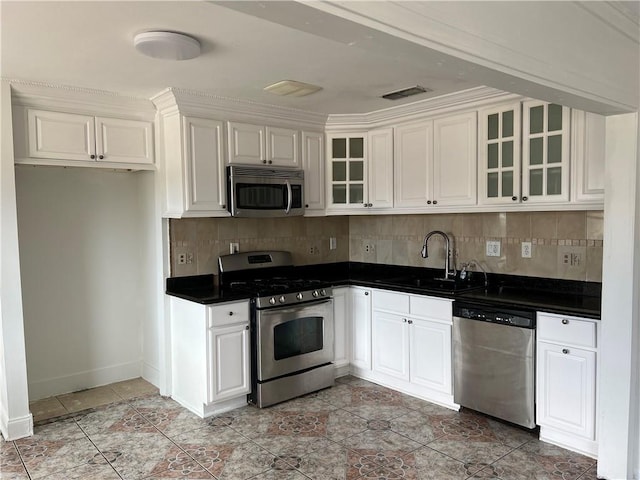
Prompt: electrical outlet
<box><xmin>177</xmin><ymin>253</ymin><xmax>187</xmax><ymax>265</ymax></box>
<box><xmin>486</xmin><ymin>240</ymin><xmax>501</xmax><ymax>257</ymax></box>
<box><xmin>521</xmin><ymin>242</ymin><xmax>532</xmax><ymax>258</ymax></box>
<box><xmin>186</xmin><ymin>252</ymin><xmax>194</xmax><ymax>264</ymax></box>
<box><xmin>230</xmin><ymin>242</ymin><xmax>239</xmax><ymax>254</ymax></box>
<box><xmin>308</xmin><ymin>245</ymin><xmax>320</xmax><ymax>255</ymax></box>
<box><xmin>364</xmin><ymin>243</ymin><xmax>375</xmax><ymax>254</ymax></box>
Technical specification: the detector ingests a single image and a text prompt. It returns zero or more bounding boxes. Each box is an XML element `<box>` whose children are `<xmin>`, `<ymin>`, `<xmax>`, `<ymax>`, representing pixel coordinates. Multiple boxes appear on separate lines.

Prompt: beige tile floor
<box><xmin>2</xmin><ymin>377</ymin><xmax>599</xmax><ymax>479</ymax></box>
<box><xmin>28</xmin><ymin>377</ymin><xmax>159</xmax><ymax>423</ymax></box>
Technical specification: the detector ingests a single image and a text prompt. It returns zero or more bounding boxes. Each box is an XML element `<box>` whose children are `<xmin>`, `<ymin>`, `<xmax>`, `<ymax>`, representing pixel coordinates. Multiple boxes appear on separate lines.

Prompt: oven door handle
<box><xmin>259</xmin><ymin>298</ymin><xmax>332</xmax><ymax>315</ymax></box>
<box><xmin>284</xmin><ymin>180</ymin><xmax>292</xmax><ymax>215</ymax></box>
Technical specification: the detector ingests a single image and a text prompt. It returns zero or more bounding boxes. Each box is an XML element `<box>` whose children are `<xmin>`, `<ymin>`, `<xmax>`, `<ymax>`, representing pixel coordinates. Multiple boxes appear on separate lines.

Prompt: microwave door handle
<box><xmin>285</xmin><ymin>180</ymin><xmax>292</xmax><ymax>214</ymax></box>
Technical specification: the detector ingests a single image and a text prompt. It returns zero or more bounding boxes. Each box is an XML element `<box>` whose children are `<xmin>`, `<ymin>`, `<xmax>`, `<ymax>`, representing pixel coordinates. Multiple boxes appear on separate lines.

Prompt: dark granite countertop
<box><xmin>166</xmin><ymin>262</ymin><xmax>601</xmax><ymax>319</ymax></box>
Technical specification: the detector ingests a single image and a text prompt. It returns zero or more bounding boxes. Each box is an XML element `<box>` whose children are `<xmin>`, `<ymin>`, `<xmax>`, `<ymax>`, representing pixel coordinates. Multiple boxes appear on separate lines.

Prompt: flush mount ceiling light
<box><xmin>134</xmin><ymin>31</ymin><xmax>201</xmax><ymax>60</ymax></box>
<box><xmin>264</xmin><ymin>80</ymin><xmax>323</xmax><ymax>97</ymax></box>
<box><xmin>382</xmin><ymin>85</ymin><xmax>432</xmax><ymax>100</ymax></box>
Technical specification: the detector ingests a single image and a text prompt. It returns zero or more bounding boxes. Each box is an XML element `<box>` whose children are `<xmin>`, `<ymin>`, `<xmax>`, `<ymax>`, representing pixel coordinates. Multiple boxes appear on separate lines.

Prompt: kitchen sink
<box><xmin>373</xmin><ymin>275</ymin><xmax>483</xmax><ymax>294</ymax></box>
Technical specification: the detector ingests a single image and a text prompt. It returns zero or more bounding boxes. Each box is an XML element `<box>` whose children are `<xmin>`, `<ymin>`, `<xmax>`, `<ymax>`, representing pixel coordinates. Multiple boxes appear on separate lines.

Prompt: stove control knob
<box><xmin>296</xmin><ymin>293</ymin><xmax>303</xmax><ymax>301</ymax></box>
<box><xmin>279</xmin><ymin>296</ymin><xmax>286</xmax><ymax>304</ymax></box>
<box><xmin>312</xmin><ymin>290</ymin><xmax>319</xmax><ymax>298</ymax></box>
<box><xmin>269</xmin><ymin>297</ymin><xmax>276</xmax><ymax>305</ymax></box>
<box><xmin>320</xmin><ymin>289</ymin><xmax>326</xmax><ymax>296</ymax></box>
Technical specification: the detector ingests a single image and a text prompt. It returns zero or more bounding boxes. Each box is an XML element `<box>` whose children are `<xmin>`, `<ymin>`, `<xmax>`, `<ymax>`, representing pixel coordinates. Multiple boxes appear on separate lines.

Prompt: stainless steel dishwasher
<box><xmin>452</xmin><ymin>301</ymin><xmax>536</xmax><ymax>429</ymax></box>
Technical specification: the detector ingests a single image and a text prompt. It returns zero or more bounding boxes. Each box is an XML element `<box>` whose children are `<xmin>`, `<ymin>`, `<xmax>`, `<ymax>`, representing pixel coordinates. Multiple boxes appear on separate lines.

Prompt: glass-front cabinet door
<box><xmin>327</xmin><ymin>133</ymin><xmax>367</xmax><ymax>209</ymax></box>
<box><xmin>479</xmin><ymin>102</ymin><xmax>521</xmax><ymax>205</ymax></box>
<box><xmin>522</xmin><ymin>101</ymin><xmax>570</xmax><ymax>203</ymax></box>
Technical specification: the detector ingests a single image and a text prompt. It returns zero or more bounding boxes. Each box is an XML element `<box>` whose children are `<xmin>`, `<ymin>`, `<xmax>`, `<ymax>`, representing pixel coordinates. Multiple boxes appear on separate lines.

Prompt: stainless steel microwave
<box><xmin>226</xmin><ymin>165</ymin><xmax>305</xmax><ymax>217</ymax></box>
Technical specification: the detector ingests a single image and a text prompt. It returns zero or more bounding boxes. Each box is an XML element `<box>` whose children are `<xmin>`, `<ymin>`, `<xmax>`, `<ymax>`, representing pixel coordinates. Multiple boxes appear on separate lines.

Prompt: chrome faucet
<box><xmin>421</xmin><ymin>231</ymin><xmax>455</xmax><ymax>280</ymax></box>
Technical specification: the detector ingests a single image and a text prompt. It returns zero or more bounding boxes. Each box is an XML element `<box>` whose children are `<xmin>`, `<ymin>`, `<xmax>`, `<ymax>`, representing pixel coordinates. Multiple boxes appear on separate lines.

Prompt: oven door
<box><xmin>256</xmin><ymin>298</ymin><xmax>334</xmax><ymax>382</ymax></box>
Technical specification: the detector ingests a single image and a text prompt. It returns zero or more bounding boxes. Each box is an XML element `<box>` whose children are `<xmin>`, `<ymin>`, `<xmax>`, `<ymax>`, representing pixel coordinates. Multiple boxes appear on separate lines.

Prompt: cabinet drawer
<box><xmin>373</xmin><ymin>290</ymin><xmax>409</xmax><ymax>314</ymax></box>
<box><xmin>410</xmin><ymin>296</ymin><xmax>452</xmax><ymax>321</ymax></box>
<box><xmin>537</xmin><ymin>313</ymin><xmax>596</xmax><ymax>348</ymax></box>
<box><xmin>208</xmin><ymin>301</ymin><xmax>249</xmax><ymax>328</ymax></box>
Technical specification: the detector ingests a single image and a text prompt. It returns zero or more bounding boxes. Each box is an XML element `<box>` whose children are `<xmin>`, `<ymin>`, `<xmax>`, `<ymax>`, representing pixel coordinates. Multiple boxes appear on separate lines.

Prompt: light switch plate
<box><xmin>486</xmin><ymin>240</ymin><xmax>501</xmax><ymax>257</ymax></box>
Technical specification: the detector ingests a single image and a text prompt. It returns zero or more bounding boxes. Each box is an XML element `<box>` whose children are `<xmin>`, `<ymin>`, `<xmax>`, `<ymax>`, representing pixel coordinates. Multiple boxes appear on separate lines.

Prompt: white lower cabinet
<box><xmin>350</xmin><ymin>287</ymin><xmax>372</xmax><ymax>375</ymax></box>
<box><xmin>372</xmin><ymin>311</ymin><xmax>410</xmax><ymax>381</ymax></box>
<box><xmin>332</xmin><ymin>287</ymin><xmax>351</xmax><ymax>376</ymax></box>
<box><xmin>536</xmin><ymin>312</ymin><xmax>598</xmax><ymax>458</ymax></box>
<box><xmin>367</xmin><ymin>289</ymin><xmax>456</xmax><ymax>408</ymax></box>
<box><xmin>171</xmin><ymin>298</ymin><xmax>250</xmax><ymax>417</ymax></box>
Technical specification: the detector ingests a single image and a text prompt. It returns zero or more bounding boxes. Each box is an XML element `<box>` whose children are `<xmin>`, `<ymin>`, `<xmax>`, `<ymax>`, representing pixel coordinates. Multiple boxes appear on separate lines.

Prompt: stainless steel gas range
<box><xmin>218</xmin><ymin>251</ymin><xmax>334</xmax><ymax>407</ymax></box>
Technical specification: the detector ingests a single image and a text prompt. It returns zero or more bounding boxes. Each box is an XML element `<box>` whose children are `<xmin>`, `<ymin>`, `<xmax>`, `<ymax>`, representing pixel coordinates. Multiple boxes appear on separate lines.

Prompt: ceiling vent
<box><xmin>381</xmin><ymin>85</ymin><xmax>431</xmax><ymax>100</ymax></box>
<box><xmin>263</xmin><ymin>80</ymin><xmax>322</xmax><ymax>97</ymax></box>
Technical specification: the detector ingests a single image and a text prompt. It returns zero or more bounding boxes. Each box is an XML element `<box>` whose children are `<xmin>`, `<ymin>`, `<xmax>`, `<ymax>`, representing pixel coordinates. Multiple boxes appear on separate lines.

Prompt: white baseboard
<box><xmin>142</xmin><ymin>362</ymin><xmax>160</xmax><ymax>389</ymax></box>
<box><xmin>28</xmin><ymin>361</ymin><xmax>142</xmax><ymax>401</ymax></box>
<box><xmin>0</xmin><ymin>410</ymin><xmax>33</xmax><ymax>441</ymax></box>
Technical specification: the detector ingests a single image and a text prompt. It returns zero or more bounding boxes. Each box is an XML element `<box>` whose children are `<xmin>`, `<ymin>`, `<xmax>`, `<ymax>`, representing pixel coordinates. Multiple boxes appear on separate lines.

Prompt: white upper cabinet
<box><xmin>571</xmin><ymin>110</ymin><xmax>605</xmax><ymax>204</ymax></box>
<box><xmin>479</xmin><ymin>102</ymin><xmax>522</xmax><ymax>205</ymax></box>
<box><xmin>367</xmin><ymin>127</ymin><xmax>394</xmax><ymax>209</ymax></box>
<box><xmin>480</xmin><ymin>100</ymin><xmax>571</xmax><ymax>206</ymax></box>
<box><xmin>18</xmin><ymin>108</ymin><xmax>154</xmax><ymax>168</ymax></box>
<box><xmin>302</xmin><ymin>131</ymin><xmax>325</xmax><ymax>212</ymax></box>
<box><xmin>327</xmin><ymin>133</ymin><xmax>367</xmax><ymax>209</ymax></box>
<box><xmin>227</xmin><ymin>122</ymin><xmax>299</xmax><ymax>167</ymax></box>
<box><xmin>395</xmin><ymin>111</ymin><xmax>477</xmax><ymax>209</ymax></box>
<box><xmin>160</xmin><ymin>113</ymin><xmax>227</xmax><ymax>218</ymax></box>
<box><xmin>326</xmin><ymin>129</ymin><xmax>393</xmax><ymax>212</ymax></box>
<box><xmin>522</xmin><ymin>101</ymin><xmax>570</xmax><ymax>204</ymax></box>
<box><xmin>433</xmin><ymin>111</ymin><xmax>477</xmax><ymax>206</ymax></box>
<box><xmin>394</xmin><ymin>120</ymin><xmax>433</xmax><ymax>208</ymax></box>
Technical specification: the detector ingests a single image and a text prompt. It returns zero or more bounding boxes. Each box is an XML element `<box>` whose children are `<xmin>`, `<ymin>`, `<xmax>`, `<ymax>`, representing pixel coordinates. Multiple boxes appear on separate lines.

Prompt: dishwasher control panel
<box><xmin>453</xmin><ymin>302</ymin><xmax>535</xmax><ymax>328</ymax></box>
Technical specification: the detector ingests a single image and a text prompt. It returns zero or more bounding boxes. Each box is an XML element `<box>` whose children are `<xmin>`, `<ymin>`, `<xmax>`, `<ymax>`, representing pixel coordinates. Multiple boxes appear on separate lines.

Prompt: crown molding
<box><xmin>6</xmin><ymin>78</ymin><xmax>156</xmax><ymax>118</ymax></box>
<box><xmin>326</xmin><ymin>86</ymin><xmax>519</xmax><ymax>129</ymax></box>
<box><xmin>151</xmin><ymin>87</ymin><xmax>328</xmax><ymax>130</ymax></box>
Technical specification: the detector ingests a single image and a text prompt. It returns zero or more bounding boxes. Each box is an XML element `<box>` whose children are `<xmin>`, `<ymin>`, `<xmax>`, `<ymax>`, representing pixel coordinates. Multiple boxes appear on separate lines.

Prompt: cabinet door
<box><xmin>571</xmin><ymin>110</ymin><xmax>605</xmax><ymax>203</ymax></box>
<box><xmin>267</xmin><ymin>126</ymin><xmax>299</xmax><ymax>167</ymax></box>
<box><xmin>207</xmin><ymin>322</ymin><xmax>250</xmax><ymax>403</ymax></box>
<box><xmin>433</xmin><ymin>112</ymin><xmax>477</xmax><ymax>206</ymax></box>
<box><xmin>537</xmin><ymin>341</ymin><xmax>596</xmax><ymax>439</ymax></box>
<box><xmin>227</xmin><ymin>122</ymin><xmax>265</xmax><ymax>165</ymax></box>
<box><xmin>372</xmin><ymin>311</ymin><xmax>410</xmax><ymax>381</ymax></box>
<box><xmin>27</xmin><ymin>109</ymin><xmax>95</xmax><ymax>161</ymax></box>
<box><xmin>394</xmin><ymin>121</ymin><xmax>433</xmax><ymax>207</ymax></box>
<box><xmin>302</xmin><ymin>131</ymin><xmax>325</xmax><ymax>211</ymax></box>
<box><xmin>327</xmin><ymin>134</ymin><xmax>367</xmax><ymax>209</ymax></box>
<box><xmin>183</xmin><ymin>117</ymin><xmax>226</xmax><ymax>213</ymax></box>
<box><xmin>367</xmin><ymin>128</ymin><xmax>394</xmax><ymax>209</ymax></box>
<box><xmin>522</xmin><ymin>101</ymin><xmax>570</xmax><ymax>203</ymax></box>
<box><xmin>410</xmin><ymin>318</ymin><xmax>452</xmax><ymax>393</ymax></box>
<box><xmin>350</xmin><ymin>288</ymin><xmax>372</xmax><ymax>371</ymax></box>
<box><xmin>478</xmin><ymin>102</ymin><xmax>521</xmax><ymax>205</ymax></box>
<box><xmin>95</xmin><ymin>117</ymin><xmax>154</xmax><ymax>165</ymax></box>
<box><xmin>332</xmin><ymin>287</ymin><xmax>350</xmax><ymax>368</ymax></box>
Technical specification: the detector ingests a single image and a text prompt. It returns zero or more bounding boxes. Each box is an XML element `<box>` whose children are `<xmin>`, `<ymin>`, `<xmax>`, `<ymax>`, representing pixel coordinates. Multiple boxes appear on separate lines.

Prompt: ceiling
<box><xmin>0</xmin><ymin>1</ymin><xmax>482</xmax><ymax>115</ymax></box>
<box><xmin>1</xmin><ymin>1</ymin><xmax>638</xmax><ymax>116</ymax></box>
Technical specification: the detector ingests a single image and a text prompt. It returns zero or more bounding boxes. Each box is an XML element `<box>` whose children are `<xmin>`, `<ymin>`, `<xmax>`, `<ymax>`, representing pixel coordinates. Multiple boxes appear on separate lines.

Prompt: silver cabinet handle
<box><xmin>562</xmin><ymin>348</ymin><xmax>570</xmax><ymax>354</ymax></box>
<box><xmin>562</xmin><ymin>319</ymin><xmax>569</xmax><ymax>325</ymax></box>
<box><xmin>364</xmin><ymin>292</ymin><xmax>369</xmax><ymax>296</ymax></box>
<box><xmin>245</xmin><ymin>325</ymin><xmax>249</xmax><ymax>330</ymax></box>
<box><xmin>403</xmin><ymin>318</ymin><xmax>407</xmax><ymax>323</ymax></box>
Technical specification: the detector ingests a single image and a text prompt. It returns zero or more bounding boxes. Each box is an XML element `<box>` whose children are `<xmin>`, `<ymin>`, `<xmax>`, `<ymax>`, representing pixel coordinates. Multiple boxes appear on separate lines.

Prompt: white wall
<box><xmin>599</xmin><ymin>113</ymin><xmax>640</xmax><ymax>479</ymax></box>
<box><xmin>14</xmin><ymin>166</ymin><xmax>156</xmax><ymax>400</ymax></box>
<box><xmin>0</xmin><ymin>82</ymin><xmax>32</xmax><ymax>440</ymax></box>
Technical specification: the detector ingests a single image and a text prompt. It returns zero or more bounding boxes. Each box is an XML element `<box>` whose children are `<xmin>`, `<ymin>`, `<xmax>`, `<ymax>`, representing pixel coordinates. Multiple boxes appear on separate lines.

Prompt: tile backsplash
<box><xmin>170</xmin><ymin>211</ymin><xmax>603</xmax><ymax>282</ymax></box>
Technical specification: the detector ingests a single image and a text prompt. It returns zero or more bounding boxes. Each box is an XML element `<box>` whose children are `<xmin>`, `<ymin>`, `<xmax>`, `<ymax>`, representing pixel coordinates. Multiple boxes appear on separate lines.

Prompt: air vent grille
<box><xmin>382</xmin><ymin>85</ymin><xmax>431</xmax><ymax>100</ymax></box>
